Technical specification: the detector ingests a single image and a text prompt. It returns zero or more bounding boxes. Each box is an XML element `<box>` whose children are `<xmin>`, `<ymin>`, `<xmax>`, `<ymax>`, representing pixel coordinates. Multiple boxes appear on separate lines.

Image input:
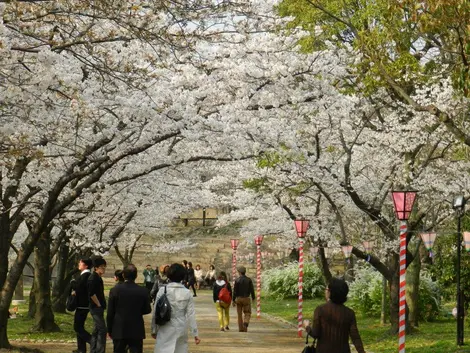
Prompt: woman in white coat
<box><xmin>151</xmin><ymin>263</ymin><xmax>201</xmax><ymax>353</ymax></box>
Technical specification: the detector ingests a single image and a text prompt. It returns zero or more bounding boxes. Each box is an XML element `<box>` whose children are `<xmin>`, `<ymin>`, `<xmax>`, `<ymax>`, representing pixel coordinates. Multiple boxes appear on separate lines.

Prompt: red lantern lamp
<box><xmin>231</xmin><ymin>239</ymin><xmax>239</xmax><ymax>250</ymax></box>
<box><xmin>391</xmin><ymin>191</ymin><xmax>417</xmax><ymax>220</ymax></box>
<box><xmin>294</xmin><ymin>219</ymin><xmax>310</xmax><ymax>238</ymax></box>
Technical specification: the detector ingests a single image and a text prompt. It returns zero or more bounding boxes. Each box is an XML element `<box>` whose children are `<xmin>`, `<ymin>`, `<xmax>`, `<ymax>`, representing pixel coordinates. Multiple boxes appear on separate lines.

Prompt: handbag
<box><xmin>66</xmin><ymin>293</ymin><xmax>77</xmax><ymax>312</ymax></box>
<box><xmin>301</xmin><ymin>334</ymin><xmax>316</xmax><ymax>353</ymax></box>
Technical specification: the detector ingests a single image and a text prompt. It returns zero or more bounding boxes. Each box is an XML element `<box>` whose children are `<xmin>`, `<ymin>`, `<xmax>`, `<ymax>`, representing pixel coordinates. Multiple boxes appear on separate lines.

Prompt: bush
<box><xmin>349</xmin><ymin>265</ymin><xmax>442</xmax><ymax>321</ymax></box>
<box><xmin>348</xmin><ymin>265</ymin><xmax>386</xmax><ymax>316</ymax></box>
<box><xmin>262</xmin><ymin>262</ymin><xmax>325</xmax><ymax>300</ymax></box>
<box><xmin>418</xmin><ymin>274</ymin><xmax>442</xmax><ymax>321</ymax></box>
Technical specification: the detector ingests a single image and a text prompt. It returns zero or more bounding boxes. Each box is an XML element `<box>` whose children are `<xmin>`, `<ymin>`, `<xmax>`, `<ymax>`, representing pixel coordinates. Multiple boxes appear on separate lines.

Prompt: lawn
<box><xmin>261</xmin><ymin>296</ymin><xmax>470</xmax><ymax>353</ymax></box>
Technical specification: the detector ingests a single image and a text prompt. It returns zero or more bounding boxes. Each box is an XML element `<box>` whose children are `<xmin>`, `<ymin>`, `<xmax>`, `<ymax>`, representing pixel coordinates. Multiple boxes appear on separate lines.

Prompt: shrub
<box><xmin>348</xmin><ymin>265</ymin><xmax>386</xmax><ymax>316</ymax></box>
<box><xmin>349</xmin><ymin>265</ymin><xmax>442</xmax><ymax>321</ymax></box>
<box><xmin>418</xmin><ymin>274</ymin><xmax>442</xmax><ymax>321</ymax></box>
<box><xmin>262</xmin><ymin>262</ymin><xmax>325</xmax><ymax>300</ymax></box>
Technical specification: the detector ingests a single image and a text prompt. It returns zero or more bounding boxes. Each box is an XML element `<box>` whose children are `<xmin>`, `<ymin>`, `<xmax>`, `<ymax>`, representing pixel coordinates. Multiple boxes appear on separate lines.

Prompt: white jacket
<box><xmin>152</xmin><ymin>282</ymin><xmax>199</xmax><ymax>353</ymax></box>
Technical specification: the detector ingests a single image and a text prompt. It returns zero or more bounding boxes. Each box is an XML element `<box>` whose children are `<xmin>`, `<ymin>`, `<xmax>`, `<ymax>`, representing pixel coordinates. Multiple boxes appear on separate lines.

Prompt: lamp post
<box><xmin>454</xmin><ymin>195</ymin><xmax>467</xmax><ymax>346</ymax></box>
<box><xmin>254</xmin><ymin>235</ymin><xmax>264</xmax><ymax>319</ymax></box>
<box><xmin>294</xmin><ymin>219</ymin><xmax>309</xmax><ymax>338</ymax></box>
<box><xmin>391</xmin><ymin>190</ymin><xmax>417</xmax><ymax>353</ymax></box>
<box><xmin>231</xmin><ymin>239</ymin><xmax>239</xmax><ymax>285</ymax></box>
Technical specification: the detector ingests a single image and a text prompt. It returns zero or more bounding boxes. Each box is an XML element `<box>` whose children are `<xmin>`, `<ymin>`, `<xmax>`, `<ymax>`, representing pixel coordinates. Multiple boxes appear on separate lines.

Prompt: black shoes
<box><xmin>225</xmin><ymin>326</ymin><xmax>229</xmax><ymax>330</ymax></box>
<box><xmin>243</xmin><ymin>322</ymin><xmax>249</xmax><ymax>332</ymax></box>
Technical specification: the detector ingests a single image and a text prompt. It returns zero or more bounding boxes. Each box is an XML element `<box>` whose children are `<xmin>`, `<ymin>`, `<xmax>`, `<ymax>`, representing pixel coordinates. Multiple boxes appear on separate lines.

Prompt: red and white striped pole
<box><xmin>231</xmin><ymin>239</ymin><xmax>239</xmax><ymax>285</ymax></box>
<box><xmin>398</xmin><ymin>221</ymin><xmax>407</xmax><ymax>353</ymax></box>
<box><xmin>391</xmin><ymin>190</ymin><xmax>417</xmax><ymax>353</ymax></box>
<box><xmin>294</xmin><ymin>219</ymin><xmax>309</xmax><ymax>338</ymax></box>
<box><xmin>298</xmin><ymin>237</ymin><xmax>305</xmax><ymax>337</ymax></box>
<box><xmin>255</xmin><ymin>235</ymin><xmax>264</xmax><ymax>319</ymax></box>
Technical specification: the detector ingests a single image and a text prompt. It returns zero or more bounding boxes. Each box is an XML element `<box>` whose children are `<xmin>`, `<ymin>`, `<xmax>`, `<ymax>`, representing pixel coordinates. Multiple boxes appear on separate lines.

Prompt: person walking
<box><xmin>113</xmin><ymin>269</ymin><xmax>124</xmax><ymax>285</ymax></box>
<box><xmin>151</xmin><ymin>263</ymin><xmax>201</xmax><ymax>353</ymax></box>
<box><xmin>213</xmin><ymin>271</ymin><xmax>232</xmax><ymax>332</ymax></box>
<box><xmin>186</xmin><ymin>262</ymin><xmax>197</xmax><ymax>297</ymax></box>
<box><xmin>107</xmin><ymin>264</ymin><xmax>152</xmax><ymax>353</ymax></box>
<box><xmin>151</xmin><ymin>265</ymin><xmax>170</xmax><ymax>302</ymax></box>
<box><xmin>303</xmin><ymin>278</ymin><xmax>365</xmax><ymax>353</ymax></box>
<box><xmin>88</xmin><ymin>257</ymin><xmax>107</xmax><ymax>353</ymax></box>
<box><xmin>232</xmin><ymin>266</ymin><xmax>255</xmax><ymax>332</ymax></box>
<box><xmin>143</xmin><ymin>264</ymin><xmax>156</xmax><ymax>292</ymax></box>
<box><xmin>71</xmin><ymin>258</ymin><xmax>92</xmax><ymax>353</ymax></box>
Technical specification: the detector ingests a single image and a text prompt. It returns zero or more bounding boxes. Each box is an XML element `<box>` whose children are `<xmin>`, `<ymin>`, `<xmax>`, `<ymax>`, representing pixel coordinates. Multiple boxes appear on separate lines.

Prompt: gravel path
<box><xmin>10</xmin><ymin>291</ymin><xmax>302</xmax><ymax>353</ymax></box>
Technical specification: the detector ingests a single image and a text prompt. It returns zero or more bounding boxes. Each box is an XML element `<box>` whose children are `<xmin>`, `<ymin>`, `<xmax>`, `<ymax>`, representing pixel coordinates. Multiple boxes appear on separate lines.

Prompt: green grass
<box><xmin>261</xmin><ymin>296</ymin><xmax>470</xmax><ymax>353</ymax></box>
<box><xmin>7</xmin><ymin>301</ymin><xmax>91</xmax><ymax>342</ymax></box>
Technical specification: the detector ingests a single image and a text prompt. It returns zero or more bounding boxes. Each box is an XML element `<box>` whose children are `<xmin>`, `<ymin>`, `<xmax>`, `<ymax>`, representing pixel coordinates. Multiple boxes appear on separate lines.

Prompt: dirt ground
<box><xmin>8</xmin><ymin>291</ymin><xmax>303</xmax><ymax>353</ymax></box>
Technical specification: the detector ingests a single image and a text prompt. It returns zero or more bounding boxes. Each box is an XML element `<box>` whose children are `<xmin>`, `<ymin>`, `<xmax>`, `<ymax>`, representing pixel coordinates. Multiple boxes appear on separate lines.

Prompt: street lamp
<box><xmin>391</xmin><ymin>190</ymin><xmax>417</xmax><ymax>353</ymax></box>
<box><xmin>254</xmin><ymin>235</ymin><xmax>264</xmax><ymax>318</ymax></box>
<box><xmin>230</xmin><ymin>239</ymin><xmax>239</xmax><ymax>285</ymax></box>
<box><xmin>454</xmin><ymin>195</ymin><xmax>467</xmax><ymax>346</ymax></box>
<box><xmin>294</xmin><ymin>218</ymin><xmax>309</xmax><ymax>338</ymax></box>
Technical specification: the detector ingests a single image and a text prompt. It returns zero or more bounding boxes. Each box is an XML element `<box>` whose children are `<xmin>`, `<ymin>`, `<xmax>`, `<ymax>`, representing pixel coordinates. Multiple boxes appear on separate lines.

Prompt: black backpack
<box><xmin>154</xmin><ymin>285</ymin><xmax>172</xmax><ymax>325</ymax></box>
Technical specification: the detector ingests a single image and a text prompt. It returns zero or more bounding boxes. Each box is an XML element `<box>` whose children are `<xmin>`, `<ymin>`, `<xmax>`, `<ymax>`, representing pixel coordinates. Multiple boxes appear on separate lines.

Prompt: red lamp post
<box><xmin>391</xmin><ymin>190</ymin><xmax>417</xmax><ymax>353</ymax></box>
<box><xmin>231</xmin><ymin>239</ymin><xmax>240</xmax><ymax>285</ymax></box>
<box><xmin>294</xmin><ymin>219</ymin><xmax>309</xmax><ymax>338</ymax></box>
<box><xmin>255</xmin><ymin>235</ymin><xmax>264</xmax><ymax>318</ymax></box>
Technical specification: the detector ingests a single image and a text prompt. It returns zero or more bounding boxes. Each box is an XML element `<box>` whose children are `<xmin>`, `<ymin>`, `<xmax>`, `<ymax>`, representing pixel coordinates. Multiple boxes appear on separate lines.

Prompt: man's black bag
<box><xmin>301</xmin><ymin>334</ymin><xmax>316</xmax><ymax>353</ymax></box>
<box><xmin>66</xmin><ymin>293</ymin><xmax>77</xmax><ymax>312</ymax></box>
<box><xmin>154</xmin><ymin>285</ymin><xmax>171</xmax><ymax>325</ymax></box>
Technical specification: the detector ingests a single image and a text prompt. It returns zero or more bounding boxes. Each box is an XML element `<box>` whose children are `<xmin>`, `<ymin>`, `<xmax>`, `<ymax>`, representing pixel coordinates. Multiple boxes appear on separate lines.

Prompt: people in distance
<box><xmin>232</xmin><ymin>266</ymin><xmax>255</xmax><ymax>332</ymax></box>
<box><xmin>143</xmin><ymin>264</ymin><xmax>157</xmax><ymax>292</ymax></box>
<box><xmin>87</xmin><ymin>257</ymin><xmax>107</xmax><ymax>353</ymax></box>
<box><xmin>194</xmin><ymin>265</ymin><xmax>204</xmax><ymax>290</ymax></box>
<box><xmin>71</xmin><ymin>258</ymin><xmax>92</xmax><ymax>353</ymax></box>
<box><xmin>213</xmin><ymin>271</ymin><xmax>232</xmax><ymax>332</ymax></box>
<box><xmin>204</xmin><ymin>265</ymin><xmax>216</xmax><ymax>288</ymax></box>
<box><xmin>186</xmin><ymin>262</ymin><xmax>197</xmax><ymax>297</ymax></box>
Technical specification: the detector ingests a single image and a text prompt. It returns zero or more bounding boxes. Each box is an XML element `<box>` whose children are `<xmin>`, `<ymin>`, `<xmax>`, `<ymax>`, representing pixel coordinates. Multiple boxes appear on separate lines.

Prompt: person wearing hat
<box><xmin>232</xmin><ymin>266</ymin><xmax>255</xmax><ymax>332</ymax></box>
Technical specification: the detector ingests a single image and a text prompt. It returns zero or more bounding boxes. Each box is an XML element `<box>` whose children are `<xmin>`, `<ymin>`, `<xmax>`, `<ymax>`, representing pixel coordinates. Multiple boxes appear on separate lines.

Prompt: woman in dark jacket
<box><xmin>187</xmin><ymin>262</ymin><xmax>197</xmax><ymax>297</ymax></box>
<box><xmin>213</xmin><ymin>271</ymin><xmax>232</xmax><ymax>331</ymax></box>
<box><xmin>304</xmin><ymin>278</ymin><xmax>365</xmax><ymax>353</ymax></box>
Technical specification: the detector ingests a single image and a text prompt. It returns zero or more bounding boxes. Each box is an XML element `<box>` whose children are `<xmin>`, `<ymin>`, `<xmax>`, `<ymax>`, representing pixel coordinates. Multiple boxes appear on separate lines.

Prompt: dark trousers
<box><xmin>145</xmin><ymin>282</ymin><xmax>153</xmax><ymax>292</ymax></box>
<box><xmin>90</xmin><ymin>307</ymin><xmax>106</xmax><ymax>353</ymax></box>
<box><xmin>74</xmin><ymin>308</ymin><xmax>91</xmax><ymax>352</ymax></box>
<box><xmin>188</xmin><ymin>282</ymin><xmax>197</xmax><ymax>296</ymax></box>
<box><xmin>113</xmin><ymin>338</ymin><xmax>143</xmax><ymax>353</ymax></box>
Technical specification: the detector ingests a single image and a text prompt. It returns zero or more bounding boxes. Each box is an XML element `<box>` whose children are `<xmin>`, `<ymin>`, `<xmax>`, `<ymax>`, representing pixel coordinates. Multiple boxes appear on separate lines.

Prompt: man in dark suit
<box><xmin>72</xmin><ymin>258</ymin><xmax>93</xmax><ymax>353</ymax></box>
<box><xmin>107</xmin><ymin>264</ymin><xmax>152</xmax><ymax>353</ymax></box>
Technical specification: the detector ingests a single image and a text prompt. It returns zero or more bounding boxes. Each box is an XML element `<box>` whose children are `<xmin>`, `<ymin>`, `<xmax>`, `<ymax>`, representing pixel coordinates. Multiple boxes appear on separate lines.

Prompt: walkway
<box><xmin>13</xmin><ymin>291</ymin><xmax>303</xmax><ymax>353</ymax></box>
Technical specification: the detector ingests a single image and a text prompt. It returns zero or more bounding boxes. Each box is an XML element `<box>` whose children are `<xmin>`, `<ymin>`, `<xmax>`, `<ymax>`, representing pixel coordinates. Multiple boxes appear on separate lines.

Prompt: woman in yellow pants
<box><xmin>213</xmin><ymin>271</ymin><xmax>232</xmax><ymax>331</ymax></box>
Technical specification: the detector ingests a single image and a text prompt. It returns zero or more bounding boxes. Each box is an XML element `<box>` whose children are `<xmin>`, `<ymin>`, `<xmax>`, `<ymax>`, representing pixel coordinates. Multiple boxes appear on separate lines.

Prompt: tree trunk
<box><xmin>344</xmin><ymin>257</ymin><xmax>354</xmax><ymax>282</ymax></box>
<box><xmin>28</xmin><ymin>279</ymin><xmax>36</xmax><ymax>318</ymax></box>
<box><xmin>0</xmin><ymin>215</ymin><xmax>11</xmax><ymax>290</ymax></box>
<box><xmin>32</xmin><ymin>235</ymin><xmax>60</xmax><ymax>332</ymax></box>
<box><xmin>389</xmin><ymin>267</ymin><xmax>400</xmax><ymax>334</ymax></box>
<box><xmin>381</xmin><ymin>276</ymin><xmax>387</xmax><ymax>325</ymax></box>
<box><xmin>406</xmin><ymin>248</ymin><xmax>421</xmax><ymax>327</ymax></box>
<box><xmin>52</xmin><ymin>244</ymin><xmax>75</xmax><ymax>313</ymax></box>
<box><xmin>0</xmin><ymin>307</ymin><xmax>10</xmax><ymax>349</ymax></box>
<box><xmin>388</xmin><ymin>255</ymin><xmax>410</xmax><ymax>334</ymax></box>
<box><xmin>318</xmin><ymin>248</ymin><xmax>332</xmax><ymax>284</ymax></box>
